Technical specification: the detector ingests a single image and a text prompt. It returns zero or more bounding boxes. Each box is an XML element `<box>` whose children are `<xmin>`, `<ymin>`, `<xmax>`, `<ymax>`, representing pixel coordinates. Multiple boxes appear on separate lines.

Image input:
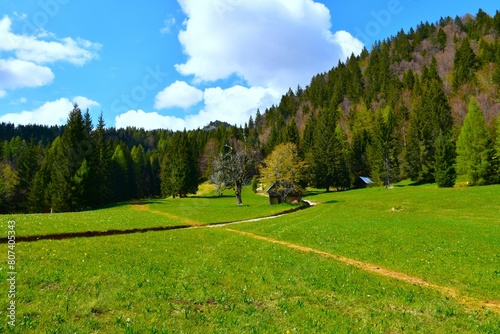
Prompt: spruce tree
<box><xmin>456</xmin><ymin>98</ymin><xmax>495</xmax><ymax>185</ymax></box>
<box><xmin>406</xmin><ymin>61</ymin><xmax>452</xmax><ymax>183</ymax></box>
<box><xmin>435</xmin><ymin>27</ymin><xmax>447</xmax><ymax>51</ymax></box>
<box><xmin>434</xmin><ymin>131</ymin><xmax>456</xmax><ymax>187</ymax></box>
<box><xmin>161</xmin><ymin>131</ymin><xmax>198</xmax><ymax>198</ymax></box>
<box><xmin>93</xmin><ymin>113</ymin><xmax>113</xmax><ymax>206</ymax></box>
<box><xmin>332</xmin><ymin>124</ymin><xmax>351</xmax><ymax>191</ymax></box>
<box><xmin>370</xmin><ymin>106</ymin><xmax>398</xmax><ymax>187</ymax></box>
<box><xmin>281</xmin><ymin>119</ymin><xmax>300</xmax><ymax>147</ymax></box>
<box><xmin>111</xmin><ymin>144</ymin><xmax>132</xmax><ymax>202</ymax></box>
<box><xmin>312</xmin><ymin>107</ymin><xmax>339</xmax><ymax>191</ymax></box>
<box><xmin>452</xmin><ymin>37</ymin><xmax>478</xmax><ymax>91</ymax></box>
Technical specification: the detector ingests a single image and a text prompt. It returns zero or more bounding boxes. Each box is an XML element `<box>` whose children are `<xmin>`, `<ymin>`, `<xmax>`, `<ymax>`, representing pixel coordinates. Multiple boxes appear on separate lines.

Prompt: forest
<box><xmin>1</xmin><ymin>9</ymin><xmax>500</xmax><ymax>214</ymax></box>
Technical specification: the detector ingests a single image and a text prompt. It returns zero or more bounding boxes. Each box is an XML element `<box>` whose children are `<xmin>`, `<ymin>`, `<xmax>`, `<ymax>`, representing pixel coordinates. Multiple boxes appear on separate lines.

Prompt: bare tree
<box><xmin>211</xmin><ymin>139</ymin><xmax>258</xmax><ymax>205</ymax></box>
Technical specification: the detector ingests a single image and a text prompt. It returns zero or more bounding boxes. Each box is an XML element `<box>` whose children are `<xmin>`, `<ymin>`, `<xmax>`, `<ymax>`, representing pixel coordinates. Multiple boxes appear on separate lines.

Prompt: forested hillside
<box><xmin>1</xmin><ymin>9</ymin><xmax>500</xmax><ymax>213</ymax></box>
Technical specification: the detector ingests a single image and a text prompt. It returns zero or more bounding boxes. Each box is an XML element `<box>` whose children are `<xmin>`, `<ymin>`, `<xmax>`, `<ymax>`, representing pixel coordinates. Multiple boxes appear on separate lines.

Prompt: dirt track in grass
<box><xmin>225</xmin><ymin>228</ymin><xmax>500</xmax><ymax>314</ymax></box>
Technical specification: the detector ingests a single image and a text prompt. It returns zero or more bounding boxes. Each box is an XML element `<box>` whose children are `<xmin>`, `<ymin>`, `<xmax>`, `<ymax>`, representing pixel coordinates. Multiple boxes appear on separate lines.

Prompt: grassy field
<box><xmin>1</xmin><ymin>183</ymin><xmax>499</xmax><ymax>332</ymax></box>
<box><xmin>0</xmin><ymin>187</ymin><xmax>293</xmax><ymax>237</ymax></box>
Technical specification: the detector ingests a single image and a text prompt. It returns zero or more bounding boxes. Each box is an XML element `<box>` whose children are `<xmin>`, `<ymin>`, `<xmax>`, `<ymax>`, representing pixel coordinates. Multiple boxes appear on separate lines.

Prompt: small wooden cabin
<box><xmin>266</xmin><ymin>183</ymin><xmax>302</xmax><ymax>205</ymax></box>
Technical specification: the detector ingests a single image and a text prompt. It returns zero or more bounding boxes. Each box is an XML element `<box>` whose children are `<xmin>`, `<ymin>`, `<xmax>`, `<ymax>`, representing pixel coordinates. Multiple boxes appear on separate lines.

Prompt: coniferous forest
<box><xmin>2</xmin><ymin>10</ymin><xmax>500</xmax><ymax>213</ymax></box>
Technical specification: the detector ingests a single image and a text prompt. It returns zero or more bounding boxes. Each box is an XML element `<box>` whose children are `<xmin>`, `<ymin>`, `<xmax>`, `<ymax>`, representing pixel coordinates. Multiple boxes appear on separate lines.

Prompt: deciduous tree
<box><xmin>260</xmin><ymin>143</ymin><xmax>306</xmax><ymax>203</ymax></box>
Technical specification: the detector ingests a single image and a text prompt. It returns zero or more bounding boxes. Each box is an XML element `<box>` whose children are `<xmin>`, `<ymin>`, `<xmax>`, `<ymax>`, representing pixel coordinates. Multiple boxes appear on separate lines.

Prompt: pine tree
<box><xmin>111</xmin><ymin>144</ymin><xmax>132</xmax><ymax>202</ymax></box>
<box><xmin>48</xmin><ymin>136</ymin><xmax>72</xmax><ymax>212</ymax></box>
<box><xmin>435</xmin><ymin>28</ymin><xmax>447</xmax><ymax>51</ymax></box>
<box><xmin>456</xmin><ymin>98</ymin><xmax>495</xmax><ymax>185</ymax></box>
<box><xmin>161</xmin><ymin>131</ymin><xmax>198</xmax><ymax>198</ymax></box>
<box><xmin>17</xmin><ymin>139</ymin><xmax>42</xmax><ymax>210</ymax></box>
<box><xmin>131</xmin><ymin>145</ymin><xmax>148</xmax><ymax>198</ymax></box>
<box><xmin>281</xmin><ymin>119</ymin><xmax>300</xmax><ymax>147</ymax></box>
<box><xmin>311</xmin><ymin>107</ymin><xmax>339</xmax><ymax>191</ymax></box>
<box><xmin>332</xmin><ymin>124</ymin><xmax>352</xmax><ymax>191</ymax></box>
<box><xmin>93</xmin><ymin>113</ymin><xmax>113</xmax><ymax>206</ymax></box>
<box><xmin>406</xmin><ymin>61</ymin><xmax>452</xmax><ymax>183</ymax></box>
<box><xmin>370</xmin><ymin>106</ymin><xmax>398</xmax><ymax>187</ymax></box>
<box><xmin>452</xmin><ymin>37</ymin><xmax>479</xmax><ymax>91</ymax></box>
<box><xmin>434</xmin><ymin>131</ymin><xmax>456</xmax><ymax>187</ymax></box>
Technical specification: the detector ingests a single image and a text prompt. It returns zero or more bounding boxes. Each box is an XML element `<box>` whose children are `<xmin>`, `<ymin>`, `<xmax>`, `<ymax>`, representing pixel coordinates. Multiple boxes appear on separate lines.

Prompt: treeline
<box><xmin>2</xmin><ymin>10</ymin><xmax>500</xmax><ymax>213</ymax></box>
<box><xmin>0</xmin><ymin>105</ymin><xmax>259</xmax><ymax>213</ymax></box>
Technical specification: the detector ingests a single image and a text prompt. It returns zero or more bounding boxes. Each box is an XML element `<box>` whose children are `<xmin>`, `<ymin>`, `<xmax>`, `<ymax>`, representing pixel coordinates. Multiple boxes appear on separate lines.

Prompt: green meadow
<box><xmin>1</xmin><ymin>183</ymin><xmax>500</xmax><ymax>332</ymax></box>
<box><xmin>0</xmin><ymin>187</ymin><xmax>291</xmax><ymax>237</ymax></box>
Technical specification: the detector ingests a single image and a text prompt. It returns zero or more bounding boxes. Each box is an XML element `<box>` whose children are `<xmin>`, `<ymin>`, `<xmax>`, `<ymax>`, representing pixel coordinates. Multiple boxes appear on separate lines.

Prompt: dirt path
<box><xmin>132</xmin><ymin>204</ymin><xmax>204</xmax><ymax>226</ymax></box>
<box><xmin>225</xmin><ymin>228</ymin><xmax>500</xmax><ymax>314</ymax></box>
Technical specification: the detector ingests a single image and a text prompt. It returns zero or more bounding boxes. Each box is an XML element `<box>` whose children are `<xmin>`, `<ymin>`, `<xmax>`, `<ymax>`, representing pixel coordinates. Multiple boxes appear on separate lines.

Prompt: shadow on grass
<box><xmin>322</xmin><ymin>200</ymin><xmax>343</xmax><ymax>205</ymax></box>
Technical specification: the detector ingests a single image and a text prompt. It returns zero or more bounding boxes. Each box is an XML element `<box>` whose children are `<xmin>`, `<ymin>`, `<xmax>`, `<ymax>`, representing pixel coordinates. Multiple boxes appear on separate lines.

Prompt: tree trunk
<box><xmin>235</xmin><ymin>182</ymin><xmax>243</xmax><ymax>205</ymax></box>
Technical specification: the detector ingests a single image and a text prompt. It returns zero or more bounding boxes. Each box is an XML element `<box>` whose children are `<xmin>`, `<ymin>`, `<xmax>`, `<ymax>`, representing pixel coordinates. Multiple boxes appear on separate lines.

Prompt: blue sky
<box><xmin>0</xmin><ymin>0</ymin><xmax>498</xmax><ymax>131</ymax></box>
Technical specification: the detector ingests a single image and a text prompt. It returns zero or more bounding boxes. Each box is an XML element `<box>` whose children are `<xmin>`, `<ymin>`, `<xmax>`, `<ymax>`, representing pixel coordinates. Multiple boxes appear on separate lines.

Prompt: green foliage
<box><xmin>250</xmin><ymin>175</ymin><xmax>258</xmax><ymax>193</ymax></box>
<box><xmin>493</xmin><ymin>63</ymin><xmax>500</xmax><ymax>86</ymax></box>
<box><xmin>452</xmin><ymin>37</ymin><xmax>479</xmax><ymax>90</ymax></box>
<box><xmin>406</xmin><ymin>61</ymin><xmax>452</xmax><ymax>184</ymax></box>
<box><xmin>260</xmin><ymin>142</ymin><xmax>306</xmax><ymax>202</ymax></box>
<box><xmin>311</xmin><ymin>107</ymin><xmax>349</xmax><ymax>191</ymax></box>
<box><xmin>369</xmin><ymin>106</ymin><xmax>399</xmax><ymax>187</ymax></box>
<box><xmin>111</xmin><ymin>143</ymin><xmax>133</xmax><ymax>202</ymax></box>
<box><xmin>161</xmin><ymin>131</ymin><xmax>199</xmax><ymax>198</ymax></box>
<box><xmin>434</xmin><ymin>27</ymin><xmax>447</xmax><ymax>51</ymax></box>
<box><xmin>434</xmin><ymin>131</ymin><xmax>457</xmax><ymax>187</ymax></box>
<box><xmin>349</xmin><ymin>105</ymin><xmax>373</xmax><ymax>180</ymax></box>
<box><xmin>281</xmin><ymin>119</ymin><xmax>300</xmax><ymax>147</ymax></box>
<box><xmin>456</xmin><ymin>98</ymin><xmax>495</xmax><ymax>185</ymax></box>
<box><xmin>0</xmin><ymin>162</ymin><xmax>19</xmax><ymax>212</ymax></box>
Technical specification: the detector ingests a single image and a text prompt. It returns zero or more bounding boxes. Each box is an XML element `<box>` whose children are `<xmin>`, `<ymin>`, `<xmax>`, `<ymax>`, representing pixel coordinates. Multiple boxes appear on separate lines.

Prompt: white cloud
<box><xmin>73</xmin><ymin>96</ymin><xmax>100</xmax><ymax>110</ymax></box>
<box><xmin>200</xmin><ymin>85</ymin><xmax>278</xmax><ymax>125</ymax></box>
<box><xmin>115</xmin><ymin>110</ymin><xmax>187</xmax><ymax>131</ymax></box>
<box><xmin>0</xmin><ymin>90</ymin><xmax>6</xmax><ymax>99</ymax></box>
<box><xmin>0</xmin><ymin>97</ymin><xmax>99</xmax><ymax>126</ymax></box>
<box><xmin>160</xmin><ymin>17</ymin><xmax>176</xmax><ymax>34</ymax></box>
<box><xmin>175</xmin><ymin>0</ymin><xmax>363</xmax><ymax>91</ymax></box>
<box><xmin>154</xmin><ymin>81</ymin><xmax>203</xmax><ymax>109</ymax></box>
<box><xmin>116</xmin><ymin>85</ymin><xmax>279</xmax><ymax>131</ymax></box>
<box><xmin>0</xmin><ymin>16</ymin><xmax>101</xmax><ymax>66</ymax></box>
<box><xmin>0</xmin><ymin>58</ymin><xmax>54</xmax><ymax>90</ymax></box>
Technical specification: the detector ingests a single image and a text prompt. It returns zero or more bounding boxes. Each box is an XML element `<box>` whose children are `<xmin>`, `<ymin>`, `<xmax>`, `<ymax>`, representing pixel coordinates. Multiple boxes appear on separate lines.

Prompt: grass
<box><xmin>0</xmin><ymin>182</ymin><xmax>499</xmax><ymax>332</ymax></box>
<box><xmin>232</xmin><ymin>183</ymin><xmax>500</xmax><ymax>303</ymax></box>
<box><xmin>1</xmin><ymin>228</ymin><xmax>499</xmax><ymax>333</ymax></box>
<box><xmin>0</xmin><ymin>186</ymin><xmax>292</xmax><ymax>237</ymax></box>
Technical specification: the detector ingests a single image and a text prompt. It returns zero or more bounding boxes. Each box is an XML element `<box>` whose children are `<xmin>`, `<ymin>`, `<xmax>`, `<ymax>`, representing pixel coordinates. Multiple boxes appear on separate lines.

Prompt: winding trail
<box><xmin>0</xmin><ymin>202</ymin><xmax>310</xmax><ymax>243</ymax></box>
<box><xmin>224</xmin><ymin>228</ymin><xmax>500</xmax><ymax>314</ymax></box>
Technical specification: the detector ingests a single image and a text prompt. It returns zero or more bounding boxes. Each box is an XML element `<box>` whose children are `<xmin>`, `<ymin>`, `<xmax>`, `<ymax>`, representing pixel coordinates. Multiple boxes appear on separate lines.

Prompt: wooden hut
<box><xmin>266</xmin><ymin>183</ymin><xmax>302</xmax><ymax>205</ymax></box>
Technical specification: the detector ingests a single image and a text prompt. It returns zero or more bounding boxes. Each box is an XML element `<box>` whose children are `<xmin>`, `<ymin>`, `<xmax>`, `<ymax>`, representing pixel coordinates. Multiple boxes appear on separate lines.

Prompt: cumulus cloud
<box><xmin>73</xmin><ymin>96</ymin><xmax>100</xmax><ymax>110</ymax></box>
<box><xmin>117</xmin><ymin>85</ymin><xmax>279</xmax><ymax>131</ymax></box>
<box><xmin>0</xmin><ymin>97</ymin><xmax>99</xmax><ymax>126</ymax></box>
<box><xmin>154</xmin><ymin>81</ymin><xmax>203</xmax><ymax>109</ymax></box>
<box><xmin>0</xmin><ymin>16</ymin><xmax>101</xmax><ymax>66</ymax></box>
<box><xmin>0</xmin><ymin>58</ymin><xmax>54</xmax><ymax>90</ymax></box>
<box><xmin>175</xmin><ymin>0</ymin><xmax>363</xmax><ymax>90</ymax></box>
<box><xmin>115</xmin><ymin>110</ymin><xmax>187</xmax><ymax>131</ymax></box>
